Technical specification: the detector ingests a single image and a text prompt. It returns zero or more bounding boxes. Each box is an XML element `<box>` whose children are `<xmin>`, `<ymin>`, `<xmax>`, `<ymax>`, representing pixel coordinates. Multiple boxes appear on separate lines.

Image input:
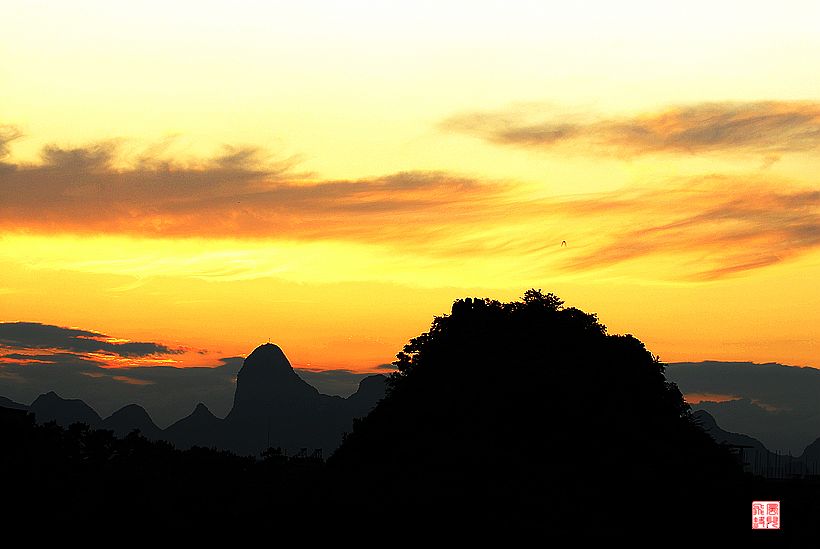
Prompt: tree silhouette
<box><xmin>0</xmin><ymin>406</ymin><xmax>324</xmax><ymax>528</ymax></box>
<box><xmin>330</xmin><ymin>290</ymin><xmax>745</xmax><ymax>537</ymax></box>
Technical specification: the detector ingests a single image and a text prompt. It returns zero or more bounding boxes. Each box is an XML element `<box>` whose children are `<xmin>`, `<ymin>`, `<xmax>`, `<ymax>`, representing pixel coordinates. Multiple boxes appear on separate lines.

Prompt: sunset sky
<box><xmin>1</xmin><ymin>0</ymin><xmax>818</xmax><ymax>376</ymax></box>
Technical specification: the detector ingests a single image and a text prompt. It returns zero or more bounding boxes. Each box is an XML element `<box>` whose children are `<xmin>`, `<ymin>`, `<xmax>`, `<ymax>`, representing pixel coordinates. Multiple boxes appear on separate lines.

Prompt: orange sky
<box><xmin>1</xmin><ymin>1</ymin><xmax>818</xmax><ymax>371</ymax></box>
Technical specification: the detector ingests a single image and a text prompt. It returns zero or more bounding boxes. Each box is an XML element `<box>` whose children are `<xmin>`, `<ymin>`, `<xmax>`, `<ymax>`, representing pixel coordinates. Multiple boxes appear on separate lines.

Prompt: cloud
<box><xmin>0</xmin><ymin>132</ymin><xmax>817</xmax><ymax>281</ymax></box>
<box><xmin>2</xmin><ymin>351</ymin><xmax>104</xmax><ymax>370</ymax></box>
<box><xmin>0</xmin><ymin>141</ymin><xmax>508</xmax><ymax>245</ymax></box>
<box><xmin>216</xmin><ymin>356</ymin><xmax>244</xmax><ymax>375</ymax></box>
<box><xmin>0</xmin><ymin>125</ymin><xmax>21</xmax><ymax>161</ymax></box>
<box><xmin>667</xmin><ymin>361</ymin><xmax>820</xmax><ymax>454</ymax></box>
<box><xmin>294</xmin><ymin>368</ymin><xmax>373</xmax><ymax>397</ymax></box>
<box><xmin>0</xmin><ymin>322</ymin><xmax>182</xmax><ymax>357</ymax></box>
<box><xmin>555</xmin><ymin>177</ymin><xmax>820</xmax><ymax>279</ymax></box>
<box><xmin>442</xmin><ymin>101</ymin><xmax>820</xmax><ymax>157</ymax></box>
<box><xmin>109</xmin><ymin>374</ymin><xmax>155</xmax><ymax>386</ymax></box>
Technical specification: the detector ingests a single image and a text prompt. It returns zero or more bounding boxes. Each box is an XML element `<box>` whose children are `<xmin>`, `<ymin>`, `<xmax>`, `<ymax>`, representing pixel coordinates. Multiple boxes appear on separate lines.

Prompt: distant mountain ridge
<box><xmin>0</xmin><ymin>396</ymin><xmax>27</xmax><ymax>411</ymax></box>
<box><xmin>693</xmin><ymin>409</ymin><xmax>808</xmax><ymax>477</ymax></box>
<box><xmin>667</xmin><ymin>360</ymin><xmax>820</xmax><ymax>454</ymax></box>
<box><xmin>0</xmin><ymin>343</ymin><xmax>386</xmax><ymax>456</ymax></box>
<box><xmin>693</xmin><ymin>409</ymin><xmax>769</xmax><ymax>453</ymax></box>
<box><xmin>5</xmin><ymin>346</ymin><xmax>820</xmax><ymax>477</ymax></box>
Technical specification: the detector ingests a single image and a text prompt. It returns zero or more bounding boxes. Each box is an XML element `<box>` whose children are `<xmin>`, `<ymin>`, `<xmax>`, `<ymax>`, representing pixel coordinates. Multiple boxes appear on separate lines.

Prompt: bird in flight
<box><xmin>561</xmin><ymin>240</ymin><xmax>567</xmax><ymax>247</ymax></box>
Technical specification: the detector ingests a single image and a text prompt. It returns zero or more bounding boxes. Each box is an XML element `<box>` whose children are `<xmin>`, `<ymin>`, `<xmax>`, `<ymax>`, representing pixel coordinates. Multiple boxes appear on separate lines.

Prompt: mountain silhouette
<box><xmin>1</xmin><ymin>343</ymin><xmax>386</xmax><ymax>455</ymax></box>
<box><xmin>154</xmin><ymin>344</ymin><xmax>386</xmax><ymax>454</ymax></box>
<box><xmin>693</xmin><ymin>409</ymin><xmax>769</xmax><ymax>453</ymax></box>
<box><xmin>230</xmin><ymin>343</ymin><xmax>320</xmax><ymax>408</ymax></box>
<box><xmin>219</xmin><ymin>343</ymin><xmax>386</xmax><ymax>455</ymax></box>
<box><xmin>29</xmin><ymin>391</ymin><xmax>101</xmax><ymax>427</ymax></box>
<box><xmin>795</xmin><ymin>436</ymin><xmax>820</xmax><ymax>469</ymax></box>
<box><xmin>345</xmin><ymin>374</ymin><xmax>388</xmax><ymax>417</ymax></box>
<box><xmin>102</xmin><ymin>403</ymin><xmax>162</xmax><ymax>439</ymax></box>
<box><xmin>163</xmin><ymin>402</ymin><xmax>222</xmax><ymax>448</ymax></box>
<box><xmin>0</xmin><ymin>396</ymin><xmax>28</xmax><ymax>411</ymax></box>
<box><xmin>693</xmin><ymin>409</ymin><xmax>781</xmax><ymax>476</ymax></box>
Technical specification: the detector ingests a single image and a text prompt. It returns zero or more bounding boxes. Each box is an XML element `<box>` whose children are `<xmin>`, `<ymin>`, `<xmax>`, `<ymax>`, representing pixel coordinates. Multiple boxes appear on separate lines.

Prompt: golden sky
<box><xmin>1</xmin><ymin>0</ymin><xmax>818</xmax><ymax>371</ymax></box>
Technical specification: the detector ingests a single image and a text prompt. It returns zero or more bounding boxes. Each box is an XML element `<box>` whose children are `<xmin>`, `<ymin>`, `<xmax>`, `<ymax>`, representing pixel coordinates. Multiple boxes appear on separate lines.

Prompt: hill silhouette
<box><xmin>29</xmin><ymin>391</ymin><xmax>101</xmax><ymax>427</ymax></box>
<box><xmin>329</xmin><ymin>290</ymin><xmax>747</xmax><ymax>538</ymax></box>
<box><xmin>0</xmin><ymin>396</ymin><xmax>27</xmax><ymax>411</ymax></box>
<box><xmin>164</xmin><ymin>402</ymin><xmax>222</xmax><ymax>448</ymax></box>
<box><xmin>6</xmin><ymin>291</ymin><xmax>820</xmax><ymax>539</ymax></box>
<box><xmin>1</xmin><ymin>345</ymin><xmax>386</xmax><ymax>456</ymax></box>
<box><xmin>692</xmin><ymin>409</ymin><xmax>782</xmax><ymax>476</ymax></box>
<box><xmin>668</xmin><ymin>360</ymin><xmax>820</xmax><ymax>454</ymax></box>
<box><xmin>796</xmin><ymin>435</ymin><xmax>820</xmax><ymax>469</ymax></box>
<box><xmin>102</xmin><ymin>403</ymin><xmax>162</xmax><ymax>439</ymax></box>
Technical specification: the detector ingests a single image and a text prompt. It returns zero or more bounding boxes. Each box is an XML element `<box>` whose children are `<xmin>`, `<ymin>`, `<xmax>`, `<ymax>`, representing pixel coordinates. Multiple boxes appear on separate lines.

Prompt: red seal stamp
<box><xmin>752</xmin><ymin>501</ymin><xmax>780</xmax><ymax>529</ymax></box>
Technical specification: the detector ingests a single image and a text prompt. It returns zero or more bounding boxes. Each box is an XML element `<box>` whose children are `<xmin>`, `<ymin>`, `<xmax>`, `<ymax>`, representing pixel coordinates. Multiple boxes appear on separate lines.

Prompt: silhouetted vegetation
<box><xmin>0</xmin><ymin>406</ymin><xmax>324</xmax><ymax>527</ymax></box>
<box><xmin>5</xmin><ymin>290</ymin><xmax>820</xmax><ymax>542</ymax></box>
<box><xmin>328</xmin><ymin>291</ymin><xmax>759</xmax><ymax>539</ymax></box>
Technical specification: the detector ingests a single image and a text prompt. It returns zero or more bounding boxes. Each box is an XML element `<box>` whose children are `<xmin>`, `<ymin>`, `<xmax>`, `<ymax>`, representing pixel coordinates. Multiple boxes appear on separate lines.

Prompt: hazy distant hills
<box><xmin>690</xmin><ymin>409</ymin><xmax>820</xmax><ymax>478</ymax></box>
<box><xmin>668</xmin><ymin>361</ymin><xmax>820</xmax><ymax>454</ymax></box>
<box><xmin>0</xmin><ymin>396</ymin><xmax>27</xmax><ymax>410</ymax></box>
<box><xmin>8</xmin><ymin>351</ymin><xmax>820</xmax><ymax>465</ymax></box>
<box><xmin>0</xmin><ymin>343</ymin><xmax>386</xmax><ymax>455</ymax></box>
<box><xmin>693</xmin><ymin>410</ymin><xmax>777</xmax><ymax>476</ymax></box>
<box><xmin>693</xmin><ymin>409</ymin><xmax>769</xmax><ymax>454</ymax></box>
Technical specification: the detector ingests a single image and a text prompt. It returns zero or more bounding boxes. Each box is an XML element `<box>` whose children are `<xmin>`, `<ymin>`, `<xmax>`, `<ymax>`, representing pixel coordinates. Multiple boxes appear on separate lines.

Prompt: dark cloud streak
<box><xmin>0</xmin><ymin>322</ymin><xmax>181</xmax><ymax>357</ymax></box>
<box><xmin>442</xmin><ymin>101</ymin><xmax>820</xmax><ymax>157</ymax></box>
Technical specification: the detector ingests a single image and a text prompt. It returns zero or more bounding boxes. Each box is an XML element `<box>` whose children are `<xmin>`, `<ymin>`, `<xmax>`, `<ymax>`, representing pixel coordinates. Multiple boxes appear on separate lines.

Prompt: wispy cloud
<box><xmin>555</xmin><ymin>177</ymin><xmax>820</xmax><ymax>279</ymax></box>
<box><xmin>442</xmin><ymin>101</ymin><xmax>820</xmax><ymax>157</ymax></box>
<box><xmin>0</xmin><ymin>141</ymin><xmax>509</xmax><ymax>245</ymax></box>
<box><xmin>0</xmin><ymin>132</ymin><xmax>817</xmax><ymax>281</ymax></box>
<box><xmin>0</xmin><ymin>125</ymin><xmax>21</xmax><ymax>161</ymax></box>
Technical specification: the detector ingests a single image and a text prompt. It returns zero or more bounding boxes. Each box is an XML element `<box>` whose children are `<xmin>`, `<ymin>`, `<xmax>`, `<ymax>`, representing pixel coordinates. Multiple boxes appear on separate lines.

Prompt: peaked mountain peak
<box><xmin>227</xmin><ymin>343</ymin><xmax>319</xmax><ymax>422</ymax></box>
<box><xmin>242</xmin><ymin>343</ymin><xmax>292</xmax><ymax>370</ymax></box>
<box><xmin>107</xmin><ymin>403</ymin><xmax>155</xmax><ymax>425</ymax></box>
<box><xmin>235</xmin><ymin>343</ymin><xmax>311</xmax><ymax>388</ymax></box>
<box><xmin>192</xmin><ymin>402</ymin><xmax>214</xmax><ymax>416</ymax></box>
<box><xmin>112</xmin><ymin>403</ymin><xmax>150</xmax><ymax>415</ymax></box>
<box><xmin>103</xmin><ymin>404</ymin><xmax>160</xmax><ymax>438</ymax></box>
